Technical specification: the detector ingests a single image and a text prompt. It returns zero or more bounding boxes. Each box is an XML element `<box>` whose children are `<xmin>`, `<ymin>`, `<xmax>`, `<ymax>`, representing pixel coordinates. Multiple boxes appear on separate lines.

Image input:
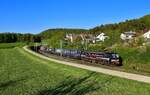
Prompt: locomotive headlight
<box><xmin>111</xmin><ymin>59</ymin><xmax>119</xmax><ymax>62</ymax></box>
<box><xmin>116</xmin><ymin>54</ymin><xmax>119</xmax><ymax>58</ymax></box>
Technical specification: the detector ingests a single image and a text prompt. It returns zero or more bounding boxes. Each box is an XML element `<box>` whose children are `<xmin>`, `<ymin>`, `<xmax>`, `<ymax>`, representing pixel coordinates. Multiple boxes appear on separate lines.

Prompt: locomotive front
<box><xmin>108</xmin><ymin>53</ymin><xmax>122</xmax><ymax>66</ymax></box>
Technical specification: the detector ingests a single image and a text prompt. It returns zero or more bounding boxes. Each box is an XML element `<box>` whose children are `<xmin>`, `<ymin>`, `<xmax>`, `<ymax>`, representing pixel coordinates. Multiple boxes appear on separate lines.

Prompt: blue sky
<box><xmin>0</xmin><ymin>0</ymin><xmax>150</xmax><ymax>34</ymax></box>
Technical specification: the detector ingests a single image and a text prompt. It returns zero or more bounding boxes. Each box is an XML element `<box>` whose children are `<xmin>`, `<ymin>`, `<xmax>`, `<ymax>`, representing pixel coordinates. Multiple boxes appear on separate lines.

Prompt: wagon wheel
<box><xmin>81</xmin><ymin>60</ymin><xmax>85</xmax><ymax>64</ymax></box>
<box><xmin>95</xmin><ymin>59</ymin><xmax>98</xmax><ymax>64</ymax></box>
<box><xmin>92</xmin><ymin>59</ymin><xmax>95</xmax><ymax>63</ymax></box>
<box><xmin>101</xmin><ymin>60</ymin><xmax>105</xmax><ymax>65</ymax></box>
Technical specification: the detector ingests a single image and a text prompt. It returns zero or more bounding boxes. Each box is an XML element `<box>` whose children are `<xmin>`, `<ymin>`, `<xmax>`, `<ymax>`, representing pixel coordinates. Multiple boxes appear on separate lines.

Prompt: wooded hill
<box><xmin>1</xmin><ymin>14</ymin><xmax>150</xmax><ymax>45</ymax></box>
<box><xmin>41</xmin><ymin>14</ymin><xmax>150</xmax><ymax>37</ymax></box>
<box><xmin>90</xmin><ymin>14</ymin><xmax>150</xmax><ymax>34</ymax></box>
<box><xmin>0</xmin><ymin>33</ymin><xmax>41</xmax><ymax>43</ymax></box>
<box><xmin>39</xmin><ymin>28</ymin><xmax>88</xmax><ymax>39</ymax></box>
<box><xmin>39</xmin><ymin>14</ymin><xmax>150</xmax><ymax>48</ymax></box>
<box><xmin>39</xmin><ymin>29</ymin><xmax>88</xmax><ymax>47</ymax></box>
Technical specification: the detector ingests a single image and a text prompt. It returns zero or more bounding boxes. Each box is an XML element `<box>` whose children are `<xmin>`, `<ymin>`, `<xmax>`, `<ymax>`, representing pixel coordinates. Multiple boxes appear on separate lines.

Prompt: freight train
<box><xmin>30</xmin><ymin>46</ymin><xmax>122</xmax><ymax>66</ymax></box>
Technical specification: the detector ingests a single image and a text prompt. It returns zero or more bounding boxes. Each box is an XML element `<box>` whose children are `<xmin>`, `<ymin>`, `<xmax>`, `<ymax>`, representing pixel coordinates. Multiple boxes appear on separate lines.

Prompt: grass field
<box><xmin>0</xmin><ymin>46</ymin><xmax>150</xmax><ymax>95</ymax></box>
<box><xmin>0</xmin><ymin>43</ymin><xmax>26</xmax><ymax>49</ymax></box>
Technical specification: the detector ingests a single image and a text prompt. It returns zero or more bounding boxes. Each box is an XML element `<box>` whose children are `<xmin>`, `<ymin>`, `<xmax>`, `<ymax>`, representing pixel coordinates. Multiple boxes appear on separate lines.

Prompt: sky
<box><xmin>0</xmin><ymin>0</ymin><xmax>150</xmax><ymax>34</ymax></box>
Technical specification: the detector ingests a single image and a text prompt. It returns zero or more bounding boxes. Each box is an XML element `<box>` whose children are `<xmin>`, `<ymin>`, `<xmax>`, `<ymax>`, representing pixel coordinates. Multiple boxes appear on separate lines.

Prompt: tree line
<box><xmin>0</xmin><ymin>33</ymin><xmax>41</xmax><ymax>43</ymax></box>
<box><xmin>40</xmin><ymin>28</ymin><xmax>88</xmax><ymax>39</ymax></box>
<box><xmin>90</xmin><ymin>14</ymin><xmax>150</xmax><ymax>34</ymax></box>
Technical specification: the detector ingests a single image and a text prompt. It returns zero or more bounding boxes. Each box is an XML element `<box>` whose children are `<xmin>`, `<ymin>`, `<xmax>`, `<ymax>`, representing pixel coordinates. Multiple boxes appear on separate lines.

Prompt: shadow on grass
<box><xmin>38</xmin><ymin>72</ymin><xmax>113</xmax><ymax>95</ymax></box>
<box><xmin>0</xmin><ymin>77</ymin><xmax>28</xmax><ymax>90</ymax></box>
<box><xmin>0</xmin><ymin>46</ymin><xmax>16</xmax><ymax>49</ymax></box>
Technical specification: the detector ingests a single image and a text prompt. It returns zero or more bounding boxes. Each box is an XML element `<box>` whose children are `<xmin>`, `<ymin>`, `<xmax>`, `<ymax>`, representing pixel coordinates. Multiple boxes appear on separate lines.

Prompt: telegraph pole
<box><xmin>36</xmin><ymin>42</ymin><xmax>38</xmax><ymax>52</ymax></box>
<box><xmin>85</xmin><ymin>39</ymin><xmax>88</xmax><ymax>50</ymax></box>
<box><xmin>60</xmin><ymin>40</ymin><xmax>63</xmax><ymax>56</ymax></box>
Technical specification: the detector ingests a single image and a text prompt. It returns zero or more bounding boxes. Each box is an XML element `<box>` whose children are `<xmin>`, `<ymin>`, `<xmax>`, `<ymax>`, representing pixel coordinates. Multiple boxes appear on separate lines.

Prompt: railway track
<box><xmin>23</xmin><ymin>46</ymin><xmax>150</xmax><ymax>84</ymax></box>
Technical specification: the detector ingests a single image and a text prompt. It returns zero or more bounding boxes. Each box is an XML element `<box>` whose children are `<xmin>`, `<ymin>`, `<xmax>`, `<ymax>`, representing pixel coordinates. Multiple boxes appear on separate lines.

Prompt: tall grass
<box><xmin>0</xmin><ymin>43</ymin><xmax>26</xmax><ymax>49</ymax></box>
<box><xmin>113</xmin><ymin>46</ymin><xmax>150</xmax><ymax>64</ymax></box>
<box><xmin>0</xmin><ymin>47</ymin><xmax>150</xmax><ymax>95</ymax></box>
<box><xmin>111</xmin><ymin>45</ymin><xmax>150</xmax><ymax>75</ymax></box>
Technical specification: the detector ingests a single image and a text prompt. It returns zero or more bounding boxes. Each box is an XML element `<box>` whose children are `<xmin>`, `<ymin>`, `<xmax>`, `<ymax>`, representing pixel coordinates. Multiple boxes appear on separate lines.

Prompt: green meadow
<box><xmin>0</xmin><ymin>44</ymin><xmax>150</xmax><ymax>95</ymax></box>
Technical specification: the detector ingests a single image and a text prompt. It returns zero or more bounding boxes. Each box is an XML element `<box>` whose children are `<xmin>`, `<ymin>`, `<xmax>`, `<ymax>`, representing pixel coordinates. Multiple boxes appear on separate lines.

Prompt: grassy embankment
<box><xmin>0</xmin><ymin>43</ymin><xmax>150</xmax><ymax>95</ymax></box>
<box><xmin>111</xmin><ymin>45</ymin><xmax>150</xmax><ymax>76</ymax></box>
<box><xmin>41</xmin><ymin>28</ymin><xmax>150</xmax><ymax>76</ymax></box>
<box><xmin>0</xmin><ymin>43</ymin><xmax>26</xmax><ymax>49</ymax></box>
<box><xmin>39</xmin><ymin>15</ymin><xmax>150</xmax><ymax>75</ymax></box>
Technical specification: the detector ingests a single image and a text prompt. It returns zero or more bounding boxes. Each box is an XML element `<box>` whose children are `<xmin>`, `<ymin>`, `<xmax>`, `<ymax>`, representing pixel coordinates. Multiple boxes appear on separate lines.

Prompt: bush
<box><xmin>135</xmin><ymin>37</ymin><xmax>145</xmax><ymax>46</ymax></box>
<box><xmin>112</xmin><ymin>45</ymin><xmax>150</xmax><ymax>64</ymax></box>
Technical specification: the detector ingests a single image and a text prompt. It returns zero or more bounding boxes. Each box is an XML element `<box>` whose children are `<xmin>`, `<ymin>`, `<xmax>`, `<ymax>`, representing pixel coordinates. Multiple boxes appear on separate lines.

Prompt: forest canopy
<box><xmin>0</xmin><ymin>33</ymin><xmax>41</xmax><ymax>43</ymax></box>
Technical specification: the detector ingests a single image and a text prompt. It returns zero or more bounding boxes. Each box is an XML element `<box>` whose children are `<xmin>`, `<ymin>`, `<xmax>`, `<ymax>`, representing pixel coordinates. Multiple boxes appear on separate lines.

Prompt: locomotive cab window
<box><xmin>111</xmin><ymin>54</ymin><xmax>119</xmax><ymax>59</ymax></box>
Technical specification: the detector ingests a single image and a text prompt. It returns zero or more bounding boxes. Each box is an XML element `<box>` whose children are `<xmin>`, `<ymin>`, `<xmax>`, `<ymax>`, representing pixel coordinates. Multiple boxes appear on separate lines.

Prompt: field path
<box><xmin>23</xmin><ymin>46</ymin><xmax>150</xmax><ymax>84</ymax></box>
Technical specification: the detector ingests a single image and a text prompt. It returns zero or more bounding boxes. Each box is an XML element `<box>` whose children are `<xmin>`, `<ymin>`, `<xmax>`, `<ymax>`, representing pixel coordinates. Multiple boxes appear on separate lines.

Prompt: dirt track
<box><xmin>23</xmin><ymin>46</ymin><xmax>150</xmax><ymax>84</ymax></box>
